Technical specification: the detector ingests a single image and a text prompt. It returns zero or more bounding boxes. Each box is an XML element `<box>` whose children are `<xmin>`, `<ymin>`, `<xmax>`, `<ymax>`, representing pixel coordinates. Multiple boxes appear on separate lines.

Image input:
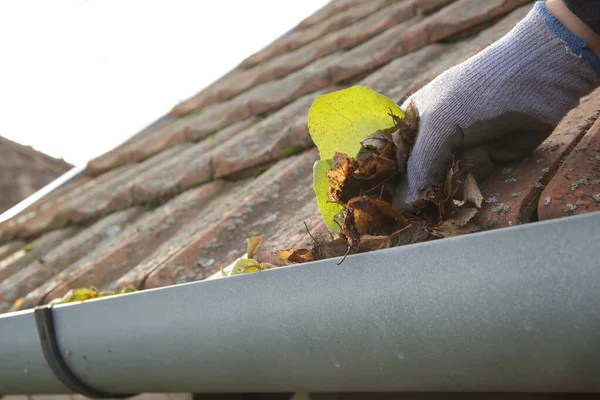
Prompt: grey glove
<box><xmin>393</xmin><ymin>1</ymin><xmax>600</xmax><ymax>211</ymax></box>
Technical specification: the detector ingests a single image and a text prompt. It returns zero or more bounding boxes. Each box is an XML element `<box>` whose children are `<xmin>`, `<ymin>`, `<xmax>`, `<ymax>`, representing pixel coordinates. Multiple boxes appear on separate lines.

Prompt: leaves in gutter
<box><xmin>220</xmin><ymin>236</ymin><xmax>277</xmax><ymax>277</ymax></box>
<box><xmin>277</xmin><ymin>86</ymin><xmax>484</xmax><ymax>266</ymax></box>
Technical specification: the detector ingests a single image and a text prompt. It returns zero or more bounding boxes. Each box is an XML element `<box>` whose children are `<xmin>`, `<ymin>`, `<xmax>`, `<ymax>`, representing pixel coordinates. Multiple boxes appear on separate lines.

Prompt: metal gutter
<box><xmin>1</xmin><ymin>211</ymin><xmax>599</xmax><ymax>395</ymax></box>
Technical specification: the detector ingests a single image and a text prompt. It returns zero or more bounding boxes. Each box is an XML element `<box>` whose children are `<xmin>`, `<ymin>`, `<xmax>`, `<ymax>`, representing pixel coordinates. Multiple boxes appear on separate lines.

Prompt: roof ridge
<box><xmin>0</xmin><ymin>134</ymin><xmax>73</xmax><ymax>174</ymax></box>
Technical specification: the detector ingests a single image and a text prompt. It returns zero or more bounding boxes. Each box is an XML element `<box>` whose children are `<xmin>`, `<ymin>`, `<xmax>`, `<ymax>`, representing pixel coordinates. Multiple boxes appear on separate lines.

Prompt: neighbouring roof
<box><xmin>1</xmin><ymin>0</ymin><xmax>599</xmax><ymax>313</ymax></box>
<box><xmin>0</xmin><ymin>135</ymin><xmax>72</xmax><ymax>215</ymax></box>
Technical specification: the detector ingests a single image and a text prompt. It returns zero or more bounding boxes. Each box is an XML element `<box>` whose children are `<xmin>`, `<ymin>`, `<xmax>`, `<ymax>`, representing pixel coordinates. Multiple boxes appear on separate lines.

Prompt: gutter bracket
<box><xmin>33</xmin><ymin>305</ymin><xmax>139</xmax><ymax>399</ymax></box>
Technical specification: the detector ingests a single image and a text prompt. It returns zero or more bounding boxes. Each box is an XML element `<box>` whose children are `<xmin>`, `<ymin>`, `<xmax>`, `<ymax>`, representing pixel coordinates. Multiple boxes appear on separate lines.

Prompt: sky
<box><xmin>0</xmin><ymin>0</ymin><xmax>330</xmax><ymax>166</ymax></box>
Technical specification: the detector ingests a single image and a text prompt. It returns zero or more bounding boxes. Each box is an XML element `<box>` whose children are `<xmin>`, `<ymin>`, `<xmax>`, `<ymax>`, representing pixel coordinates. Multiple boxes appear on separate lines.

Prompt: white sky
<box><xmin>0</xmin><ymin>0</ymin><xmax>330</xmax><ymax>166</ymax></box>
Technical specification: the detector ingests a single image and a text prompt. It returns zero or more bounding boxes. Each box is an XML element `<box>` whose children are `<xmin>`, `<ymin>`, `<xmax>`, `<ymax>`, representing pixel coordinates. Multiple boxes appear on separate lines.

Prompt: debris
<box><xmin>277</xmin><ymin>248</ymin><xmax>315</xmax><ymax>264</ymax></box>
<box><xmin>451</xmin><ymin>207</ymin><xmax>478</xmax><ymax>227</ymax></box>
<box><xmin>277</xmin><ymin>86</ymin><xmax>487</xmax><ymax>266</ymax></box>
<box><xmin>246</xmin><ymin>236</ymin><xmax>261</xmax><ymax>258</ymax></box>
<box><xmin>432</xmin><ymin>218</ymin><xmax>480</xmax><ymax>238</ymax></box>
<box><xmin>8</xmin><ymin>298</ymin><xmax>24</xmax><ymax>312</ymax></box>
<box><xmin>463</xmin><ymin>173</ymin><xmax>483</xmax><ymax>208</ymax></box>
<box><xmin>221</xmin><ymin>237</ymin><xmax>277</xmax><ymax>276</ymax></box>
<box><xmin>47</xmin><ymin>285</ymin><xmax>136</xmax><ymax>306</ymax></box>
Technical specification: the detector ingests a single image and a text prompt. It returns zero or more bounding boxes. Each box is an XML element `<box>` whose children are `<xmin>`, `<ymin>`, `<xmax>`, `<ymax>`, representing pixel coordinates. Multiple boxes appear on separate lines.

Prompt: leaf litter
<box><xmin>37</xmin><ymin>87</ymin><xmax>486</xmax><ymax>288</ymax></box>
<box><xmin>5</xmin><ymin>86</ymin><xmax>488</xmax><ymax>305</ymax></box>
<box><xmin>6</xmin><ymin>86</ymin><xmax>487</xmax><ymax>297</ymax></box>
<box><xmin>275</xmin><ymin>86</ymin><xmax>485</xmax><ymax>266</ymax></box>
<box><xmin>220</xmin><ymin>236</ymin><xmax>277</xmax><ymax>276</ymax></box>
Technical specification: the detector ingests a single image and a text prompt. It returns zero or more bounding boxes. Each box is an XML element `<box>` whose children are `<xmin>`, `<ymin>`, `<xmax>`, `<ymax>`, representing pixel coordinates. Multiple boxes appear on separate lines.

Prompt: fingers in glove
<box><xmin>392</xmin><ymin>121</ymin><xmax>464</xmax><ymax>211</ymax></box>
<box><xmin>463</xmin><ymin>112</ymin><xmax>555</xmax><ymax>163</ymax></box>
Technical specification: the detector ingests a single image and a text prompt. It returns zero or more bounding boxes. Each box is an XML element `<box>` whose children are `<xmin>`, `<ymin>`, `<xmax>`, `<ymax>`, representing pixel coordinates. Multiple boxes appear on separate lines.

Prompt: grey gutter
<box><xmin>1</xmin><ymin>211</ymin><xmax>600</xmax><ymax>395</ymax></box>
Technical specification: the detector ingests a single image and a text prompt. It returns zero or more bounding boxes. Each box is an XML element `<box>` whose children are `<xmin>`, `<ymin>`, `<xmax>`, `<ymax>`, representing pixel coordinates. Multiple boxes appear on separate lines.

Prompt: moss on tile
<box><xmin>253</xmin><ymin>165</ymin><xmax>269</xmax><ymax>178</ymax></box>
<box><xmin>145</xmin><ymin>198</ymin><xmax>162</xmax><ymax>210</ymax></box>
<box><xmin>187</xmin><ymin>108</ymin><xmax>203</xmax><ymax>117</ymax></box>
<box><xmin>22</xmin><ymin>243</ymin><xmax>35</xmax><ymax>253</ymax></box>
<box><xmin>282</xmin><ymin>145</ymin><xmax>306</xmax><ymax>158</ymax></box>
<box><xmin>59</xmin><ymin>219</ymin><xmax>72</xmax><ymax>229</ymax></box>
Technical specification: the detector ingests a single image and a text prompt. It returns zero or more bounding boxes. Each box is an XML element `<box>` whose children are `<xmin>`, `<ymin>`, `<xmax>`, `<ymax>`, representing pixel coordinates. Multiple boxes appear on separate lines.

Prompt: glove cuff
<box><xmin>535</xmin><ymin>1</ymin><xmax>600</xmax><ymax>76</ymax></box>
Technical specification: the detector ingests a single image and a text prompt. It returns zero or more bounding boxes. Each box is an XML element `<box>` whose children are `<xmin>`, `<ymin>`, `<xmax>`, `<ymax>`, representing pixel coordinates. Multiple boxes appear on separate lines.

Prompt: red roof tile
<box><xmin>4</xmin><ymin>0</ymin><xmax>599</xmax><ymax>314</ymax></box>
<box><xmin>477</xmin><ymin>88</ymin><xmax>600</xmax><ymax>229</ymax></box>
<box><xmin>171</xmin><ymin>0</ymin><xmax>417</xmax><ymax>117</ymax></box>
<box><xmin>538</xmin><ymin>116</ymin><xmax>600</xmax><ymax>220</ymax></box>
<box><xmin>18</xmin><ymin>181</ymin><xmax>224</xmax><ymax>310</ymax></box>
<box><xmin>0</xmin><ymin>135</ymin><xmax>72</xmax><ymax>215</ymax></box>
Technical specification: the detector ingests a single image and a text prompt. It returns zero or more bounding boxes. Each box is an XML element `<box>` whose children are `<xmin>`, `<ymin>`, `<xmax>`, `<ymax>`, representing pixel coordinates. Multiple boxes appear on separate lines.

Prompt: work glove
<box><xmin>393</xmin><ymin>1</ymin><xmax>600</xmax><ymax>211</ymax></box>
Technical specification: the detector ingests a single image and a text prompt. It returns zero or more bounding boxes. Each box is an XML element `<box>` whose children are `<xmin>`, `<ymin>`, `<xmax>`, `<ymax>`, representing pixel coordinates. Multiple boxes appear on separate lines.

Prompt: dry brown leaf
<box><xmin>246</xmin><ymin>236</ymin><xmax>262</xmax><ymax>258</ymax></box>
<box><xmin>313</xmin><ymin>237</ymin><xmax>351</xmax><ymax>260</ymax></box>
<box><xmin>8</xmin><ymin>297</ymin><xmax>23</xmax><ymax>312</ymax></box>
<box><xmin>356</xmin><ymin>235</ymin><xmax>391</xmax><ymax>252</ymax></box>
<box><xmin>391</xmin><ymin>130</ymin><xmax>408</xmax><ymax>174</ymax></box>
<box><xmin>331</xmin><ymin>132</ymin><xmax>399</xmax><ymax>203</ymax></box>
<box><xmin>391</xmin><ymin>219</ymin><xmax>431</xmax><ymax>246</ymax></box>
<box><xmin>431</xmin><ymin>220</ymin><xmax>480</xmax><ymax>238</ymax></box>
<box><xmin>387</xmin><ymin>103</ymin><xmax>418</xmax><ymax>174</ymax></box>
<box><xmin>444</xmin><ymin>156</ymin><xmax>462</xmax><ymax>202</ymax></box>
<box><xmin>277</xmin><ymin>248</ymin><xmax>315</xmax><ymax>264</ymax></box>
<box><xmin>361</xmin><ymin>130</ymin><xmax>390</xmax><ymax>151</ymax></box>
<box><xmin>463</xmin><ymin>173</ymin><xmax>483</xmax><ymax>208</ymax></box>
<box><xmin>327</xmin><ymin>152</ymin><xmax>356</xmax><ymax>203</ymax></box>
<box><xmin>412</xmin><ymin>185</ymin><xmax>444</xmax><ymax>217</ymax></box>
<box><xmin>273</xmin><ymin>99</ymin><xmax>485</xmax><ymax>264</ymax></box>
<box><xmin>344</xmin><ymin>197</ymin><xmax>409</xmax><ymax>238</ymax></box>
<box><xmin>403</xmin><ymin>102</ymin><xmax>419</xmax><ymax>133</ymax></box>
<box><xmin>411</xmin><ymin>155</ymin><xmax>464</xmax><ymax>221</ymax></box>
<box><xmin>452</xmin><ymin>207</ymin><xmax>478</xmax><ymax>227</ymax></box>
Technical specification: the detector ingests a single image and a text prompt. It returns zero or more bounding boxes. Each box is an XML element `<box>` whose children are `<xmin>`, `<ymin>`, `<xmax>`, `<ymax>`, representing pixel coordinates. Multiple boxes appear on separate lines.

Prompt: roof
<box><xmin>0</xmin><ymin>134</ymin><xmax>72</xmax><ymax>215</ymax></box>
<box><xmin>1</xmin><ymin>0</ymin><xmax>599</xmax><ymax>313</ymax></box>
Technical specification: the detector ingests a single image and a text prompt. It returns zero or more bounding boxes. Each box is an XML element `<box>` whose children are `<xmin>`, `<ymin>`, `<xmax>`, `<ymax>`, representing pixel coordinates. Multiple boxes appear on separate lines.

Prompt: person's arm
<box><xmin>547</xmin><ymin>0</ymin><xmax>600</xmax><ymax>57</ymax></box>
<box><xmin>392</xmin><ymin>1</ymin><xmax>600</xmax><ymax>211</ymax></box>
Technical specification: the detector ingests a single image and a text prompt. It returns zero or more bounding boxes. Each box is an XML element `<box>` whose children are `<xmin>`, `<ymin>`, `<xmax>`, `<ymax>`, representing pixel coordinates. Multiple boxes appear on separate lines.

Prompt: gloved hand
<box><xmin>392</xmin><ymin>1</ymin><xmax>600</xmax><ymax>211</ymax></box>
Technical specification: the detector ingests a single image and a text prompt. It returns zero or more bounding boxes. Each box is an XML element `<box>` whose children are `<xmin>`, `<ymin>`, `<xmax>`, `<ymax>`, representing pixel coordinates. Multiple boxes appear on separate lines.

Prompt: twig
<box><xmin>333</xmin><ymin>218</ymin><xmax>343</xmax><ymax>232</ymax></box>
<box><xmin>389</xmin><ymin>223</ymin><xmax>413</xmax><ymax>239</ymax></box>
<box><xmin>303</xmin><ymin>221</ymin><xmax>319</xmax><ymax>244</ymax></box>
<box><xmin>337</xmin><ymin>245</ymin><xmax>353</xmax><ymax>266</ymax></box>
<box><xmin>364</xmin><ymin>171</ymin><xmax>400</xmax><ymax>195</ymax></box>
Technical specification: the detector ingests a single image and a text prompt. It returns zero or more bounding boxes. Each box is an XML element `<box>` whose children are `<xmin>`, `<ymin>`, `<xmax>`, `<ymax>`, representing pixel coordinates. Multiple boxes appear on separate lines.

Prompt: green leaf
<box><xmin>229</xmin><ymin>258</ymin><xmax>260</xmax><ymax>276</ymax></box>
<box><xmin>308</xmin><ymin>86</ymin><xmax>404</xmax><ymax>160</ymax></box>
<box><xmin>313</xmin><ymin>159</ymin><xmax>344</xmax><ymax>233</ymax></box>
